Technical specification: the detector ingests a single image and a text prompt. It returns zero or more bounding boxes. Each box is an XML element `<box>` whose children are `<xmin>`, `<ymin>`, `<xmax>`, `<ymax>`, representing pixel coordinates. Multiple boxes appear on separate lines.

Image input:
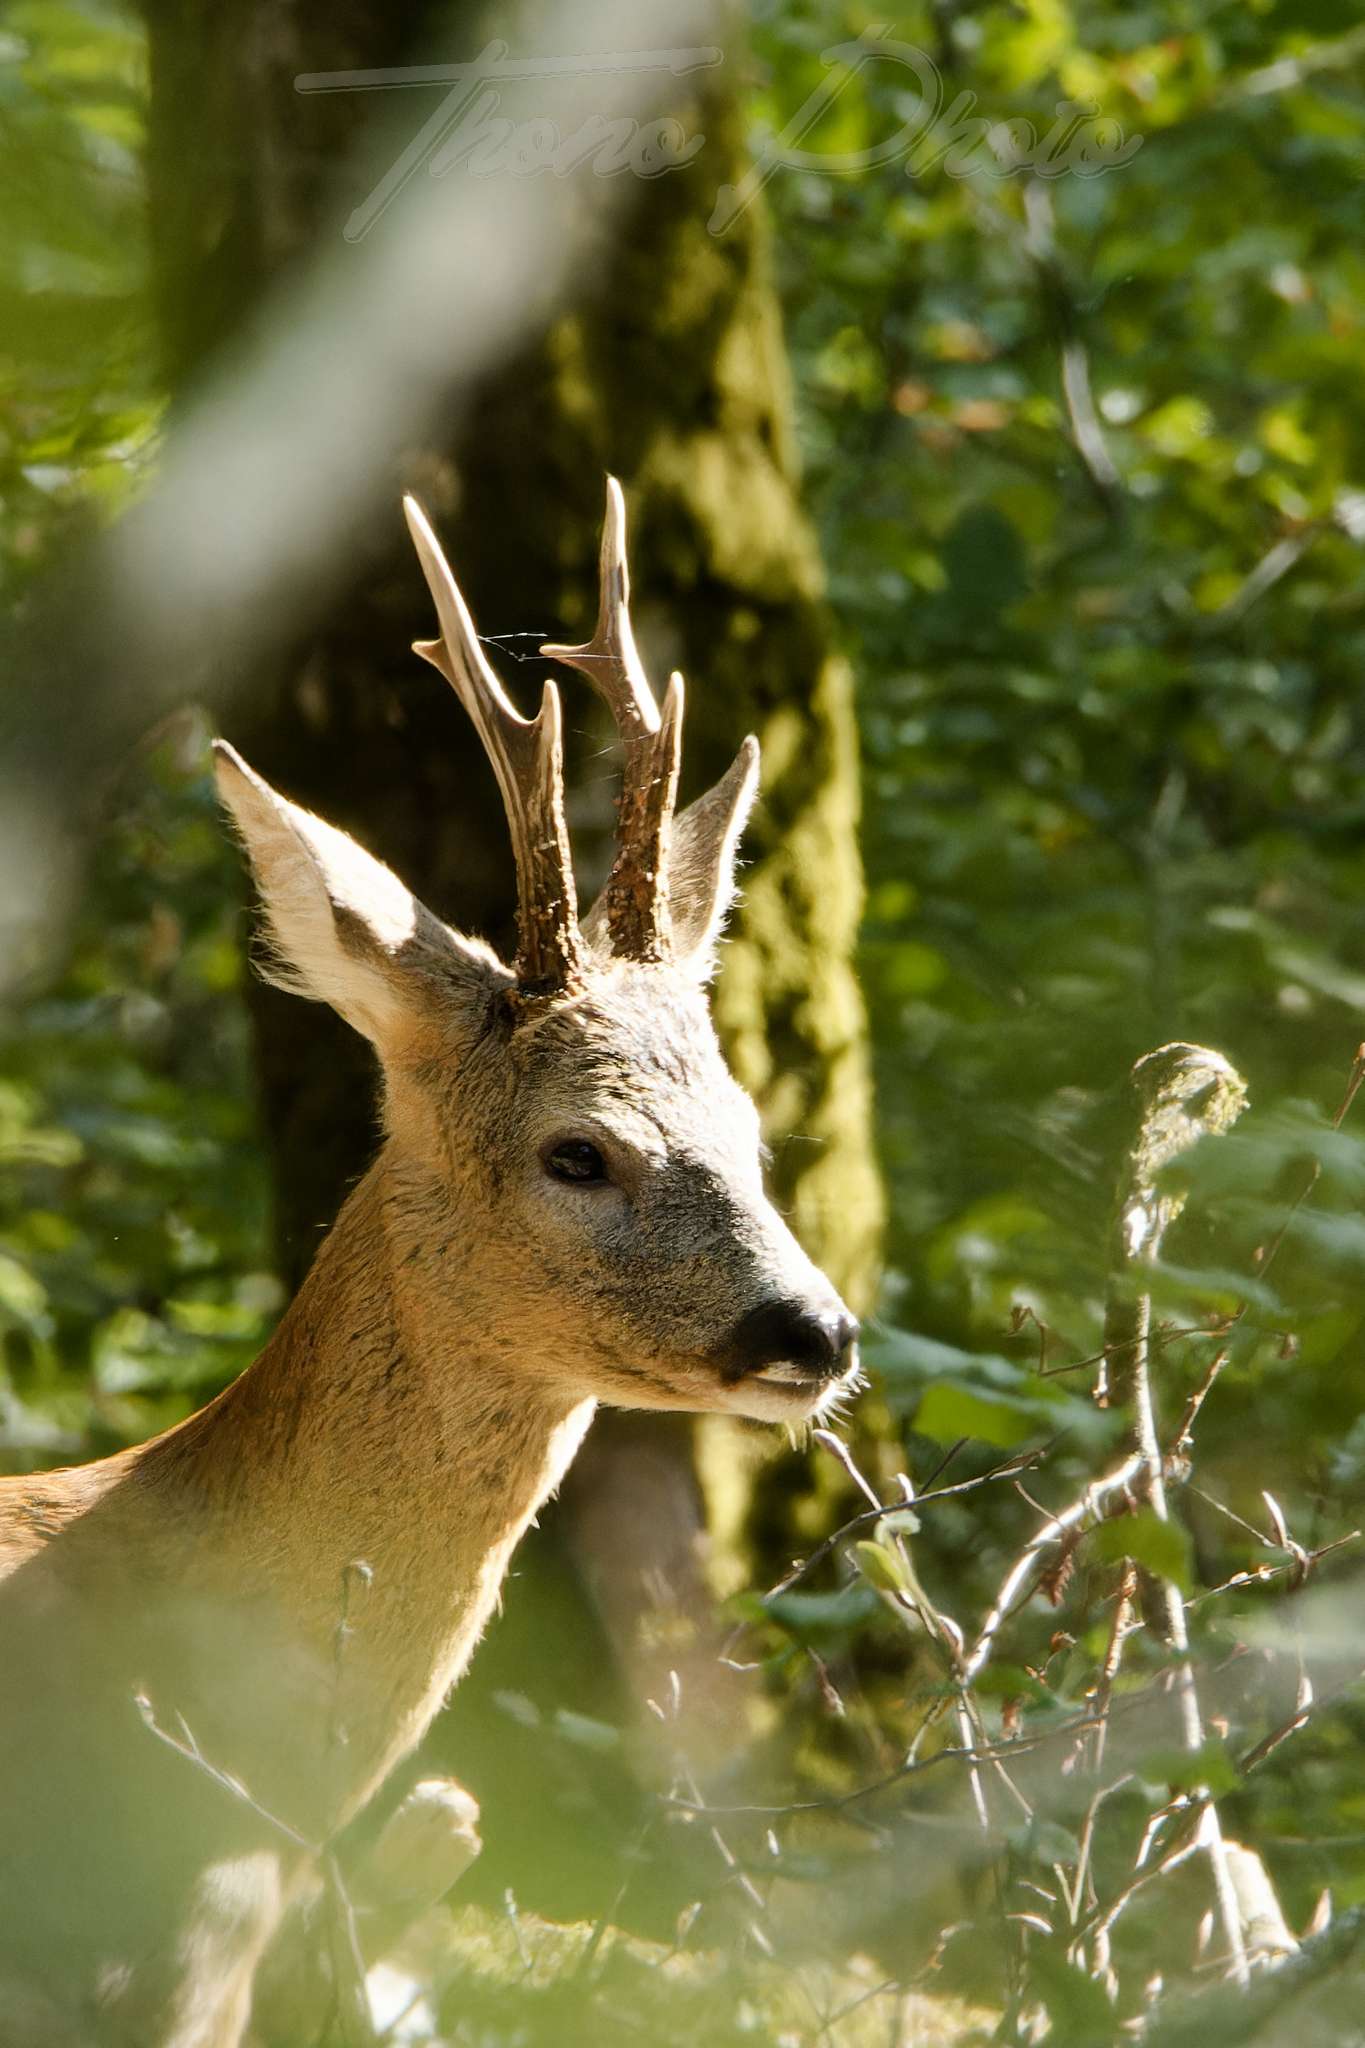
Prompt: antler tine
<box><xmin>542</xmin><ymin>477</ymin><xmax>683</xmax><ymax>963</ymax></box>
<box><xmin>403</xmin><ymin>496</ymin><xmax>587</xmax><ymax>1000</ymax></box>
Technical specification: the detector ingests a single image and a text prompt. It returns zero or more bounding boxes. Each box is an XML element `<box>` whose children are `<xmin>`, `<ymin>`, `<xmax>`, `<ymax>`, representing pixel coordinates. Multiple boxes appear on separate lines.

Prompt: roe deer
<box><xmin>0</xmin><ymin>481</ymin><xmax>860</xmax><ymax>2047</ymax></box>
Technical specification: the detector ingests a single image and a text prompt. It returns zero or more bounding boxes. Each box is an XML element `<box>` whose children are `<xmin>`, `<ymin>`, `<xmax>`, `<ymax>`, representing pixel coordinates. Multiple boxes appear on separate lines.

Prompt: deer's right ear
<box><xmin>213</xmin><ymin>742</ymin><xmax>506</xmax><ymax>1046</ymax></box>
<box><xmin>666</xmin><ymin>737</ymin><xmax>762</xmax><ymax>978</ymax></box>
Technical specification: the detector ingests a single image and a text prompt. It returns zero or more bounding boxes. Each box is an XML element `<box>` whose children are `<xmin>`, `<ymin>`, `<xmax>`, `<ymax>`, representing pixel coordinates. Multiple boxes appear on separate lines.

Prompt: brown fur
<box><xmin>0</xmin><ymin>519</ymin><xmax>856</xmax><ymax>2046</ymax></box>
<box><xmin>0</xmin><ymin>893</ymin><xmax>853</xmax><ymax>2048</ymax></box>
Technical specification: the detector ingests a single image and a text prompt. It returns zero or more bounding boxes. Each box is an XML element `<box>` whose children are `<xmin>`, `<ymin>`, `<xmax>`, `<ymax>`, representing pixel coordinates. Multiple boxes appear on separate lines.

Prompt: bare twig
<box><xmin>757</xmin><ymin>1445</ymin><xmax>1044</xmax><ymax>1603</ymax></box>
<box><xmin>959</xmin><ymin>1452</ymin><xmax>1145</xmax><ymax>1690</ymax></box>
<box><xmin>812</xmin><ymin>1427</ymin><xmax>884</xmax><ymax>1510</ymax></box>
<box><xmin>1083</xmin><ymin>1808</ymin><xmax>1205</xmax><ymax>1949</ymax></box>
<box><xmin>135</xmin><ymin>1692</ymin><xmax>312</xmax><ymax>1852</ymax></box>
<box><xmin>327</xmin><ymin>1557</ymin><xmax>373</xmax><ymax>1761</ymax></box>
<box><xmin>710</xmin><ymin>1041</ymin><xmax>1365</xmax><ymax>2037</ymax></box>
<box><xmin>1037</xmin><ymin>1320</ymin><xmax>1233</xmax><ymax>1382</ymax></box>
<box><xmin>1171</xmin><ymin>1346</ymin><xmax>1232</xmax><ymax>1459</ymax></box>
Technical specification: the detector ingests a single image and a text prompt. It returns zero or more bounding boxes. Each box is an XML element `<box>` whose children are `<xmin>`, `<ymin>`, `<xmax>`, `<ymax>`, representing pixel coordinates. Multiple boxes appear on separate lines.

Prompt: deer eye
<box><xmin>544</xmin><ymin>1139</ymin><xmax>608</xmax><ymax>1186</ymax></box>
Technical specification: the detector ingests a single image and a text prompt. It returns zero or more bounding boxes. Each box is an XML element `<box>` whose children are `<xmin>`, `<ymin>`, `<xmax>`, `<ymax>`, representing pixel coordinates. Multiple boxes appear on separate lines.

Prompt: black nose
<box><xmin>721</xmin><ymin>1300</ymin><xmax>860</xmax><ymax>1383</ymax></box>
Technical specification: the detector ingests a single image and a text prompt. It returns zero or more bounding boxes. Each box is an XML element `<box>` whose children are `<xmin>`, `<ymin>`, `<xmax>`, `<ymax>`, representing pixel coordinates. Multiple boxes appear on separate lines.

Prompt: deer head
<box><xmin>213</xmin><ymin>481</ymin><xmax>859</xmax><ymax>1424</ymax></box>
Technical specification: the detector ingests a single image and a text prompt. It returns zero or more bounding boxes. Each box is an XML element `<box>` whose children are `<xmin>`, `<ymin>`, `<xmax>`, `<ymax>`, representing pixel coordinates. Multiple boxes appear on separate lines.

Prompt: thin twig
<box><xmin>1037</xmin><ymin>1320</ymin><xmax>1233</xmax><ymax>1381</ymax></box>
<box><xmin>135</xmin><ymin>1692</ymin><xmax>313</xmax><ymax>1852</ymax></box>
<box><xmin>959</xmin><ymin>1452</ymin><xmax>1145</xmax><ymax>1689</ymax></box>
<box><xmin>759</xmin><ymin>1446</ymin><xmax>1044</xmax><ymax>1602</ymax></box>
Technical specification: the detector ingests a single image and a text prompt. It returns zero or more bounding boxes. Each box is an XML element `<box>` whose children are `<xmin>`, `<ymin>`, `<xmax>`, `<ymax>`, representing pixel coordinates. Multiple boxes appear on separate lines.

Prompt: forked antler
<box><xmin>542</xmin><ymin>478</ymin><xmax>683</xmax><ymax>963</ymax></box>
<box><xmin>403</xmin><ymin>496</ymin><xmax>588</xmax><ymax>999</ymax></box>
<box><xmin>404</xmin><ymin>481</ymin><xmax>684</xmax><ymax>992</ymax></box>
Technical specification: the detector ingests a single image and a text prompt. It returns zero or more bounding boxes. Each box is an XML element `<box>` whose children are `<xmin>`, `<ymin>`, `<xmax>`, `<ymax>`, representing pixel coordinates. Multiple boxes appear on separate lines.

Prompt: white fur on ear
<box><xmin>668</xmin><ymin>736</ymin><xmax>761</xmax><ymax>974</ymax></box>
<box><xmin>583</xmin><ymin>737</ymin><xmax>760</xmax><ymax>979</ymax></box>
<box><xmin>213</xmin><ymin>741</ymin><xmax>502</xmax><ymax>1044</ymax></box>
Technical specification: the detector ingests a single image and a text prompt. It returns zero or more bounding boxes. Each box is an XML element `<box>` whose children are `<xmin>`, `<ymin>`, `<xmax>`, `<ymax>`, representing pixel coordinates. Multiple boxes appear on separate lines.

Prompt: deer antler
<box><xmin>542</xmin><ymin>478</ymin><xmax>683</xmax><ymax>963</ymax></box>
<box><xmin>403</xmin><ymin>497</ymin><xmax>587</xmax><ymax>1000</ymax></box>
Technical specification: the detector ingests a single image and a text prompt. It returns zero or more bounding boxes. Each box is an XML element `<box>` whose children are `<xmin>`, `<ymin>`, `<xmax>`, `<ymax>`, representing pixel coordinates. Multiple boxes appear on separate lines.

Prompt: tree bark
<box><xmin>142</xmin><ymin>0</ymin><xmax>882</xmax><ymax>1899</ymax></box>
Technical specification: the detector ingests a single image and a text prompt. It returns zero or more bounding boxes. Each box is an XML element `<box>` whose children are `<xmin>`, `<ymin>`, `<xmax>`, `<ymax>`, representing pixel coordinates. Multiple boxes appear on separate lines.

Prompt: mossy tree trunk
<box><xmin>142</xmin><ymin>0</ymin><xmax>881</xmax><ymax>1900</ymax></box>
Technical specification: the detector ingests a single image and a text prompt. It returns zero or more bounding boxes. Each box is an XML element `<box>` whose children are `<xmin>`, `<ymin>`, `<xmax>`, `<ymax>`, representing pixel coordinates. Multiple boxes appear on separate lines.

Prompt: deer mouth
<box><xmin>753</xmin><ymin>1360</ymin><xmax>834</xmax><ymax>1390</ymax></box>
<box><xmin>710</xmin><ymin>1350</ymin><xmax>863</xmax><ymax>1425</ymax></box>
<box><xmin>751</xmin><ymin>1354</ymin><xmax>862</xmax><ymax>1403</ymax></box>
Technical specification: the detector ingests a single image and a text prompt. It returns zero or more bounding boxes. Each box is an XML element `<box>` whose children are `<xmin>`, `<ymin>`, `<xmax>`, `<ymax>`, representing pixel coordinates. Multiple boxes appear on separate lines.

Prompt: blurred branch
<box><xmin>1236</xmin><ymin>25</ymin><xmax>1365</xmax><ymax>99</ymax></box>
<box><xmin>1201</xmin><ymin>527</ymin><xmax>1321</xmax><ymax>631</ymax></box>
<box><xmin>0</xmin><ymin>0</ymin><xmax>722</xmax><ymax>985</ymax></box>
<box><xmin>1100</xmin><ymin>1043</ymin><xmax>1252</xmax><ymax>1990</ymax></box>
<box><xmin>1021</xmin><ymin>180</ymin><xmax>1124</xmax><ymax>517</ymax></box>
<box><xmin>964</xmin><ymin>176</ymin><xmax>1123</xmax><ymax>516</ymax></box>
<box><xmin>1145</xmin><ymin>1907</ymin><xmax>1365</xmax><ymax>2048</ymax></box>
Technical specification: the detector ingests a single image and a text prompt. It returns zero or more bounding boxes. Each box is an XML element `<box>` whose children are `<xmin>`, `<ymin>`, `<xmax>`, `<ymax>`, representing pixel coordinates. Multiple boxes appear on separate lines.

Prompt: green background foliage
<box><xmin>7</xmin><ymin>0</ymin><xmax>1365</xmax><ymax>2032</ymax></box>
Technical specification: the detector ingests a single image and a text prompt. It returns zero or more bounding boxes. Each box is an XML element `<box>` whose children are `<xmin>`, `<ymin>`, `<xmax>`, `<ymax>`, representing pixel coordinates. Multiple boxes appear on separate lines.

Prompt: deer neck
<box><xmin>138</xmin><ymin>1153</ymin><xmax>595</xmax><ymax>1819</ymax></box>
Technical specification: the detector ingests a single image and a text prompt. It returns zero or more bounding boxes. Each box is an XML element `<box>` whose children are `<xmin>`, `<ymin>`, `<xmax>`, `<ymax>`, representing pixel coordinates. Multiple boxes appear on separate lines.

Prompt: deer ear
<box><xmin>667</xmin><ymin>736</ymin><xmax>761</xmax><ymax>978</ymax></box>
<box><xmin>213</xmin><ymin>741</ymin><xmax>505</xmax><ymax>1045</ymax></box>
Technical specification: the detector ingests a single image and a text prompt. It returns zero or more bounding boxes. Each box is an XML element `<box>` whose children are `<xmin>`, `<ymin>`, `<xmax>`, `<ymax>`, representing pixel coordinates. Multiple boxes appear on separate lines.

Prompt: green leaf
<box><xmin>914</xmin><ymin>1382</ymin><xmax>1039</xmax><ymax>1449</ymax></box>
<box><xmin>863</xmin><ymin>1327</ymin><xmax>1020</xmax><ymax>1385</ymax></box>
<box><xmin>972</xmin><ymin>1663</ymin><xmax>1058</xmax><ymax>1707</ymax></box>
<box><xmin>552</xmin><ymin>1710</ymin><xmax>621</xmax><ymax>1754</ymax></box>
<box><xmin>0</xmin><ymin>1252</ymin><xmax>51</xmax><ymax>1337</ymax></box>
<box><xmin>1091</xmin><ymin>1509</ymin><xmax>1194</xmax><ymax>1593</ymax></box>
<box><xmin>763</xmin><ymin>1583</ymin><xmax>881</xmax><ymax>1640</ymax></box>
<box><xmin>1026</xmin><ymin>1943</ymin><xmax>1118</xmax><ymax>2037</ymax></box>
<box><xmin>853</xmin><ymin>1539</ymin><xmax>911</xmax><ymax>1593</ymax></box>
<box><xmin>940</xmin><ymin>505</ymin><xmax>1029</xmax><ymax>621</ymax></box>
<box><xmin>491</xmin><ymin>1691</ymin><xmax>540</xmax><ymax>1729</ymax></box>
<box><xmin>1140</xmin><ymin>1739</ymin><xmax>1239</xmax><ymax>1798</ymax></box>
<box><xmin>1009</xmin><ymin>1818</ymin><xmax>1082</xmax><ymax>1868</ymax></box>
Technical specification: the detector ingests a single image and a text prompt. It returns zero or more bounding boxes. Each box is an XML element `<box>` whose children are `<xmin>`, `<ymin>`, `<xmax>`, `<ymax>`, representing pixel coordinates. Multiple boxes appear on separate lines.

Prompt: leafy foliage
<box><xmin>1</xmin><ymin>9</ymin><xmax>271</xmax><ymax>1472</ymax></box>
<box><xmin>0</xmin><ymin>712</ymin><xmax>277</xmax><ymax>1469</ymax></box>
<box><xmin>758</xmin><ymin>3</ymin><xmax>1365</xmax><ymax>1493</ymax></box>
<box><xmin>8</xmin><ymin>0</ymin><xmax>1365</xmax><ymax>2038</ymax></box>
<box><xmin>1</xmin><ymin>0</ymin><xmax>159</xmax><ymax>582</ymax></box>
<box><xmin>742</xmin><ymin>0</ymin><xmax>1365</xmax><ymax>2020</ymax></box>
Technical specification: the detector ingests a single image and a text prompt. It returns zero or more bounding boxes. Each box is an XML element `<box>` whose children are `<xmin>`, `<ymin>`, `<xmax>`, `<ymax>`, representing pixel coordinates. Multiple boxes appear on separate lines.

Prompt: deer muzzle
<box><xmin>716</xmin><ymin>1298</ymin><xmax>860</xmax><ymax>1394</ymax></box>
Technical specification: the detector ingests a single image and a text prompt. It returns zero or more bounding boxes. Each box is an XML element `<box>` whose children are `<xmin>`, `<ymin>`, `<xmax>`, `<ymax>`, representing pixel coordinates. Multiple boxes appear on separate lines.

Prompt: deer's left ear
<box><xmin>666</xmin><ymin>736</ymin><xmax>761</xmax><ymax>979</ymax></box>
<box><xmin>213</xmin><ymin>741</ymin><xmax>506</xmax><ymax>1046</ymax></box>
